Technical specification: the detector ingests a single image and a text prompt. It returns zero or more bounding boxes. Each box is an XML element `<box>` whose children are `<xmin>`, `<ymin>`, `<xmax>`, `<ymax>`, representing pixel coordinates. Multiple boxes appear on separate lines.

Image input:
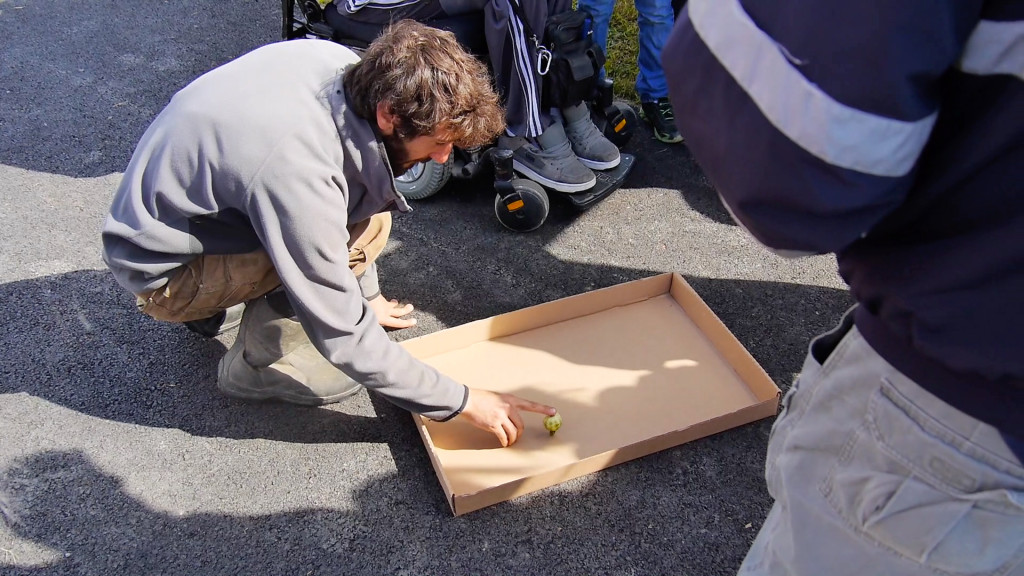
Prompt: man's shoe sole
<box><xmin>640</xmin><ymin>109</ymin><xmax>685</xmax><ymax>144</ymax></box>
<box><xmin>653</xmin><ymin>131</ymin><xmax>684</xmax><ymax>144</ymax></box>
<box><xmin>512</xmin><ymin>160</ymin><xmax>596</xmax><ymax>193</ymax></box>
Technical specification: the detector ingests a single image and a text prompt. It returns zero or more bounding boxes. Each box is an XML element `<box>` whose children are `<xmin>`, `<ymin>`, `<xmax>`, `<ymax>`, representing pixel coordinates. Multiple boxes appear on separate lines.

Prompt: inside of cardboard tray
<box><xmin>414</xmin><ymin>278</ymin><xmax>774</xmax><ymax>497</ymax></box>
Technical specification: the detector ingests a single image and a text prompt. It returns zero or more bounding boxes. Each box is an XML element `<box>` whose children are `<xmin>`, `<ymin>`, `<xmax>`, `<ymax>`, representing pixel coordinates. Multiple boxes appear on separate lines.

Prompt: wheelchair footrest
<box><xmin>560</xmin><ymin>153</ymin><xmax>636</xmax><ymax>210</ymax></box>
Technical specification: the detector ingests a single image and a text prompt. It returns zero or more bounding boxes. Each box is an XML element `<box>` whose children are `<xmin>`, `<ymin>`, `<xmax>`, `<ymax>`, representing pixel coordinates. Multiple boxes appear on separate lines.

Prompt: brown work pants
<box><xmin>136</xmin><ymin>213</ymin><xmax>392</xmax><ymax>323</ymax></box>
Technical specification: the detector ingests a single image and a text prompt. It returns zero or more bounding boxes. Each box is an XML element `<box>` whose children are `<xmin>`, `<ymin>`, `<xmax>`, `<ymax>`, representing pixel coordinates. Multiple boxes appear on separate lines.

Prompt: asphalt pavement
<box><xmin>0</xmin><ymin>2</ymin><xmax>853</xmax><ymax>574</ymax></box>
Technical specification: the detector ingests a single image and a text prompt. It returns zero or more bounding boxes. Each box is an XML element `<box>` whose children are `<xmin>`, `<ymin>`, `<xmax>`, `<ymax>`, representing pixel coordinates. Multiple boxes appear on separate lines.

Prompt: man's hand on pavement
<box><xmin>457</xmin><ymin>388</ymin><xmax>557</xmax><ymax>447</ymax></box>
<box><xmin>368</xmin><ymin>294</ymin><xmax>416</xmax><ymax>329</ymax></box>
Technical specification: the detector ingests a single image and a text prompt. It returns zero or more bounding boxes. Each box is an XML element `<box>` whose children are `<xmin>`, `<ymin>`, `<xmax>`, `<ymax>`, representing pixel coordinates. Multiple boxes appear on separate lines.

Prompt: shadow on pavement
<box><xmin>0</xmin><ymin>446</ymin><xmax>771</xmax><ymax>575</ymax></box>
<box><xmin>0</xmin><ymin>259</ymin><xmax>851</xmax><ymax>443</ymax></box>
<box><xmin>0</xmin><ymin>270</ymin><xmax>833</xmax><ymax>576</ymax></box>
<box><xmin>618</xmin><ymin>123</ymin><xmax>736</xmax><ymax>226</ymax></box>
<box><xmin>381</xmin><ymin>210</ymin><xmax>854</xmax><ymax>387</ymax></box>
<box><xmin>0</xmin><ymin>270</ymin><xmax>389</xmax><ymax>444</ymax></box>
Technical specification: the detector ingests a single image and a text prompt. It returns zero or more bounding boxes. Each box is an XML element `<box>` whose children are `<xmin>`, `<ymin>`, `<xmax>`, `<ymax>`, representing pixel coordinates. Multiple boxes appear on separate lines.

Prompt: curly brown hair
<box><xmin>343</xmin><ymin>20</ymin><xmax>506</xmax><ymax>149</ymax></box>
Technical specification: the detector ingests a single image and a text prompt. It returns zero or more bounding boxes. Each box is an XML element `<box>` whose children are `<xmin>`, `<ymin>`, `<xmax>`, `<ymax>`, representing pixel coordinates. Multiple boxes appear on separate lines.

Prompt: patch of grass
<box><xmin>606</xmin><ymin>0</ymin><xmax>640</xmax><ymax>103</ymax></box>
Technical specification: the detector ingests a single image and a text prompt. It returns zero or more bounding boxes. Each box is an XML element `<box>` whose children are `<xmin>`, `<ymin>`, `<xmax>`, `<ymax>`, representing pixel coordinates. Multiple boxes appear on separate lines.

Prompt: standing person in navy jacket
<box><xmin>663</xmin><ymin>1</ymin><xmax>1023</xmax><ymax>574</ymax></box>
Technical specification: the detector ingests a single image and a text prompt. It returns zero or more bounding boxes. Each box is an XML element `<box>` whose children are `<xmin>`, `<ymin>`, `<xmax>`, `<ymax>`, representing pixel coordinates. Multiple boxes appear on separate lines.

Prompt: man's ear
<box><xmin>376</xmin><ymin>102</ymin><xmax>396</xmax><ymax>136</ymax></box>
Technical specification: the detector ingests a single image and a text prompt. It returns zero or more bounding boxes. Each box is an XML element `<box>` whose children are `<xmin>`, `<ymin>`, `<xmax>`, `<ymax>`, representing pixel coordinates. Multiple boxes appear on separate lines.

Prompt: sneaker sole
<box><xmin>216</xmin><ymin>344</ymin><xmax>361</xmax><ymax>406</ymax></box>
<box><xmin>219</xmin><ymin>303</ymin><xmax>245</xmax><ymax>333</ymax></box>
<box><xmin>640</xmin><ymin>110</ymin><xmax>685</xmax><ymax>144</ymax></box>
<box><xmin>653</xmin><ymin>132</ymin><xmax>684</xmax><ymax>144</ymax></box>
<box><xmin>512</xmin><ymin>160</ymin><xmax>596</xmax><ymax>194</ymax></box>
<box><xmin>577</xmin><ymin>155</ymin><xmax>621</xmax><ymax>171</ymax></box>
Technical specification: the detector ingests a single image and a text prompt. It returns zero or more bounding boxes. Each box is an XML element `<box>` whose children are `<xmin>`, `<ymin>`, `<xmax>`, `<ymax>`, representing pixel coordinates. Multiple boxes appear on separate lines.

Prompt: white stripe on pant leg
<box><xmin>506</xmin><ymin>0</ymin><xmax>543</xmax><ymax>136</ymax></box>
<box><xmin>509</xmin><ymin>16</ymin><xmax>542</xmax><ymax>136</ymax></box>
<box><xmin>507</xmin><ymin>0</ymin><xmax>542</xmax><ymax>135</ymax></box>
<box><xmin>343</xmin><ymin>0</ymin><xmax>424</xmax><ymax>12</ymax></box>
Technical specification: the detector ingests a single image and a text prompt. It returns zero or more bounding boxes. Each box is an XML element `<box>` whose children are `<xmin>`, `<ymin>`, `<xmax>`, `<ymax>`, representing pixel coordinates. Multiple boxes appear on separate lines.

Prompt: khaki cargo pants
<box><xmin>136</xmin><ymin>213</ymin><xmax>391</xmax><ymax>323</ymax></box>
<box><xmin>739</xmin><ymin>309</ymin><xmax>1024</xmax><ymax>576</ymax></box>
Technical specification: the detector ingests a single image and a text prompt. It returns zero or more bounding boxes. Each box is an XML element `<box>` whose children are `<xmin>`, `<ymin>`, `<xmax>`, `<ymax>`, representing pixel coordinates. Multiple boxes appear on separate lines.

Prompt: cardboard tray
<box><xmin>400</xmin><ymin>273</ymin><xmax>780</xmax><ymax>516</ymax></box>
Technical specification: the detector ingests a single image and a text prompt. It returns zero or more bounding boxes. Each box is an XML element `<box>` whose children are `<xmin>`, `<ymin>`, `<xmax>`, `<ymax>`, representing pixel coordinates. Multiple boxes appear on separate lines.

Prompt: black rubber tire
<box><xmin>395</xmin><ymin>157</ymin><xmax>452</xmax><ymax>200</ymax></box>
<box><xmin>494</xmin><ymin>179</ymin><xmax>549</xmax><ymax>232</ymax></box>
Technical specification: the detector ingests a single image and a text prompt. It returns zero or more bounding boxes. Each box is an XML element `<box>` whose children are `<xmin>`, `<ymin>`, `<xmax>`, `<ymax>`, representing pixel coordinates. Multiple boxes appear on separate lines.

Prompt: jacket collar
<box><xmin>330</xmin><ymin>76</ymin><xmax>412</xmax><ymax>216</ymax></box>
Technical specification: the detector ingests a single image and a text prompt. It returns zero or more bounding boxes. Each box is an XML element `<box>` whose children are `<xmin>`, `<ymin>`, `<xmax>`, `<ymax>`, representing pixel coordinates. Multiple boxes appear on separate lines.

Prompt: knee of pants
<box><xmin>636</xmin><ymin>9</ymin><xmax>674</xmax><ymax>29</ymax></box>
<box><xmin>136</xmin><ymin>250</ymin><xmax>280</xmax><ymax>323</ymax></box>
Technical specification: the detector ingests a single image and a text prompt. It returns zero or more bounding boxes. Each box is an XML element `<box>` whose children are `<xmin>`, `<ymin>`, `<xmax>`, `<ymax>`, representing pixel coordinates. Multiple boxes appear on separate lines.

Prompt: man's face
<box><xmin>382</xmin><ymin>129</ymin><xmax>455</xmax><ymax>177</ymax></box>
<box><xmin>375</xmin><ymin>102</ymin><xmax>456</xmax><ymax>176</ymax></box>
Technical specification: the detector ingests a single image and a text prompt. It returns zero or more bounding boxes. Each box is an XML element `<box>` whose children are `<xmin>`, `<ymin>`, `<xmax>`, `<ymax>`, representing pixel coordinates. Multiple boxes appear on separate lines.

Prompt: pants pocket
<box><xmin>190</xmin><ymin>253</ymin><xmax>267</xmax><ymax>311</ymax></box>
<box><xmin>822</xmin><ymin>379</ymin><xmax>1024</xmax><ymax>575</ymax></box>
<box><xmin>138</xmin><ymin>270</ymin><xmax>201</xmax><ymax>322</ymax></box>
<box><xmin>141</xmin><ymin>252</ymin><xmax>278</xmax><ymax>323</ymax></box>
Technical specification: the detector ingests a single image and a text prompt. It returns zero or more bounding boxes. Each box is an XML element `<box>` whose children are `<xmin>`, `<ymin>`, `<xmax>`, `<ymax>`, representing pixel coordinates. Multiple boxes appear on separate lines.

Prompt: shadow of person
<box><xmin>0</xmin><ymin>450</ymin><xmax>440</xmax><ymax>575</ymax></box>
<box><xmin>0</xmin><ymin>270</ymin><xmax>392</xmax><ymax>444</ymax></box>
<box><xmin>381</xmin><ymin>195</ymin><xmax>656</xmax><ymax>330</ymax></box>
<box><xmin>609</xmin><ymin>114</ymin><xmax>736</xmax><ymax>226</ymax></box>
<box><xmin>0</xmin><ymin>447</ymin><xmax>766</xmax><ymax>576</ymax></box>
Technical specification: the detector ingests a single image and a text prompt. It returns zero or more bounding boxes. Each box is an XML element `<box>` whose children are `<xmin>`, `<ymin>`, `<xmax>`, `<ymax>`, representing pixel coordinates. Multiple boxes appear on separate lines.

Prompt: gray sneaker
<box><xmin>562</xmin><ymin>102</ymin><xmax>621</xmax><ymax>170</ymax></box>
<box><xmin>500</xmin><ymin>122</ymin><xmax>596</xmax><ymax>194</ymax></box>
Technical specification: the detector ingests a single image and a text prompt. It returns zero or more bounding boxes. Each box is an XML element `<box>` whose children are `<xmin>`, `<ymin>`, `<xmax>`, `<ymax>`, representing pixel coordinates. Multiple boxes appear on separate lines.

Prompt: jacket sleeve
<box><xmin>357</xmin><ymin>261</ymin><xmax>381</xmax><ymax>301</ymax></box>
<box><xmin>663</xmin><ymin>0</ymin><xmax>982</xmax><ymax>254</ymax></box>
<box><xmin>243</xmin><ymin>135</ymin><xmax>468</xmax><ymax>422</ymax></box>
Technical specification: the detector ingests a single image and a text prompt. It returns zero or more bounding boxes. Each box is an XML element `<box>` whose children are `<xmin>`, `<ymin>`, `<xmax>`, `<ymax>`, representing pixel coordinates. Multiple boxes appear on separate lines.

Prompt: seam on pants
<box><xmin>878</xmin><ymin>380</ymin><xmax>1024</xmax><ymax>479</ymax></box>
<box><xmin>790</xmin><ymin>326</ymin><xmax>858</xmax><ymax>423</ymax></box>
<box><xmin>506</xmin><ymin>0</ymin><xmax>543</xmax><ymax>136</ymax></box>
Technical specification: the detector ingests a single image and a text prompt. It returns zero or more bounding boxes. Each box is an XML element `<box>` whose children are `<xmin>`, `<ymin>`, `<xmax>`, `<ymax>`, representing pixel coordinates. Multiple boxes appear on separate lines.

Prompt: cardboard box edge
<box><xmin>401</xmin><ymin>273</ymin><xmax>673</xmax><ymax>359</ymax></box>
<box><xmin>449</xmin><ymin>395</ymin><xmax>780</xmax><ymax>516</ymax></box>
<box><xmin>668</xmin><ymin>273</ymin><xmax>781</xmax><ymax>401</ymax></box>
<box><xmin>408</xmin><ymin>272</ymin><xmax>783</xmax><ymax>516</ymax></box>
<box><xmin>411</xmin><ymin>412</ymin><xmax>458</xmax><ymax>515</ymax></box>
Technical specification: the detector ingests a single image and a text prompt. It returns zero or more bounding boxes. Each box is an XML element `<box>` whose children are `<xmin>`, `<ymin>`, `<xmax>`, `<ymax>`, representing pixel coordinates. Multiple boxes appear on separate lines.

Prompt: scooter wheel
<box><xmin>395</xmin><ymin>157</ymin><xmax>452</xmax><ymax>200</ymax></box>
<box><xmin>494</xmin><ymin>179</ymin><xmax>549</xmax><ymax>232</ymax></box>
<box><xmin>604</xmin><ymin>102</ymin><xmax>640</xmax><ymax>148</ymax></box>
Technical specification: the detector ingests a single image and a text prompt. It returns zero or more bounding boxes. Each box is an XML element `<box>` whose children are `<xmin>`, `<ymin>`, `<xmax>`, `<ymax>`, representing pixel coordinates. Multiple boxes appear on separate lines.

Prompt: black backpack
<box><xmin>542</xmin><ymin>9</ymin><xmax>605</xmax><ymax>109</ymax></box>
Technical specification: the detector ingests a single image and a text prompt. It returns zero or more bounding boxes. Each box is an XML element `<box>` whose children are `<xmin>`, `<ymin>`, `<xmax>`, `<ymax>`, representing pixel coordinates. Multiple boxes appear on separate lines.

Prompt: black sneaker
<box><xmin>641</xmin><ymin>98</ymin><xmax>684</xmax><ymax>144</ymax></box>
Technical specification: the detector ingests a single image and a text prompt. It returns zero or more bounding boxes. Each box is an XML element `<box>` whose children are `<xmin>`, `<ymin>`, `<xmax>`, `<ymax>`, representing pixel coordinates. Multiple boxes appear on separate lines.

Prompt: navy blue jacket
<box><xmin>663</xmin><ymin>0</ymin><xmax>1023</xmax><ymax>440</ymax></box>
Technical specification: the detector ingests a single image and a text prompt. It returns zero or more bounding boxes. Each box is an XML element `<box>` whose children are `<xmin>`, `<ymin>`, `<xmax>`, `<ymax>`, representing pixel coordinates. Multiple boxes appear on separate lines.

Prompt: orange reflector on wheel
<box><xmin>506</xmin><ymin>200</ymin><xmax>525</xmax><ymax>211</ymax></box>
<box><xmin>614</xmin><ymin>119</ymin><xmax>627</xmax><ymax>132</ymax></box>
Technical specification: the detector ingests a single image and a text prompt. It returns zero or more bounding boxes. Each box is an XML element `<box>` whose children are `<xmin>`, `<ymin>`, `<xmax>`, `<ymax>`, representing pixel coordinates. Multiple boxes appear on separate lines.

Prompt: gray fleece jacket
<box><xmin>102</xmin><ymin>39</ymin><xmax>468</xmax><ymax>421</ymax></box>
